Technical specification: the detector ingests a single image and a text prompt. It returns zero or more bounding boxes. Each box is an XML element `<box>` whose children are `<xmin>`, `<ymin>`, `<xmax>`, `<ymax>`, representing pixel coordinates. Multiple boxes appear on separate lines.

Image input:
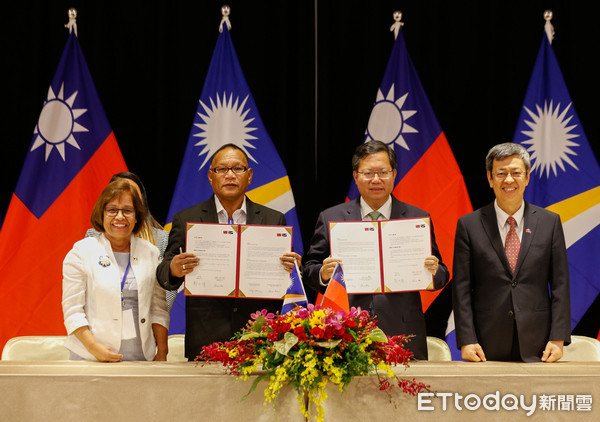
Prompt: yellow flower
<box><xmin>377</xmin><ymin>361</ymin><xmax>394</xmax><ymax>378</ymax></box>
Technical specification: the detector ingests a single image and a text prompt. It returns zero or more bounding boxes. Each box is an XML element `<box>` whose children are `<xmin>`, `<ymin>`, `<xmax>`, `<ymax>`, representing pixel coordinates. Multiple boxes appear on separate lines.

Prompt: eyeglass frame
<box><xmin>356</xmin><ymin>170</ymin><xmax>394</xmax><ymax>180</ymax></box>
<box><xmin>491</xmin><ymin>170</ymin><xmax>527</xmax><ymax>180</ymax></box>
<box><xmin>104</xmin><ymin>207</ymin><xmax>136</xmax><ymax>218</ymax></box>
<box><xmin>210</xmin><ymin>166</ymin><xmax>250</xmax><ymax>175</ymax></box>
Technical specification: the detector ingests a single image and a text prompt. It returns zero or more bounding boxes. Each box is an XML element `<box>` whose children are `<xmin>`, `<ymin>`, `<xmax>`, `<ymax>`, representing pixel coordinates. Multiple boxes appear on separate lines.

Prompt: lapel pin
<box><xmin>98</xmin><ymin>256</ymin><xmax>111</xmax><ymax>267</ymax></box>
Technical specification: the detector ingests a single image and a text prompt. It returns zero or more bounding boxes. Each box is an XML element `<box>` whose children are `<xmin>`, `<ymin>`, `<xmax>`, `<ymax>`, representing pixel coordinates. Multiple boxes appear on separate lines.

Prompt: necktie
<box><xmin>505</xmin><ymin>216</ymin><xmax>520</xmax><ymax>272</ymax></box>
<box><xmin>368</xmin><ymin>211</ymin><xmax>381</xmax><ymax>221</ymax></box>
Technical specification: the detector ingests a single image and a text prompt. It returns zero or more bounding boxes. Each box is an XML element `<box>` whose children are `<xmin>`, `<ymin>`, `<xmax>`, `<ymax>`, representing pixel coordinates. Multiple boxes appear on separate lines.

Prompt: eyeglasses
<box><xmin>104</xmin><ymin>207</ymin><xmax>136</xmax><ymax>218</ymax></box>
<box><xmin>210</xmin><ymin>166</ymin><xmax>249</xmax><ymax>175</ymax></box>
<box><xmin>492</xmin><ymin>170</ymin><xmax>525</xmax><ymax>180</ymax></box>
<box><xmin>356</xmin><ymin>170</ymin><xmax>393</xmax><ymax>180</ymax></box>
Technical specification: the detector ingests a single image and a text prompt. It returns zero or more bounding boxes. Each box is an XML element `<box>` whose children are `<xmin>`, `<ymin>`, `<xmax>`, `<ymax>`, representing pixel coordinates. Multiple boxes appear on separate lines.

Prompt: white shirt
<box><xmin>214</xmin><ymin>196</ymin><xmax>247</xmax><ymax>224</ymax></box>
<box><xmin>494</xmin><ymin>200</ymin><xmax>525</xmax><ymax>246</ymax></box>
<box><xmin>359</xmin><ymin>196</ymin><xmax>392</xmax><ymax>221</ymax></box>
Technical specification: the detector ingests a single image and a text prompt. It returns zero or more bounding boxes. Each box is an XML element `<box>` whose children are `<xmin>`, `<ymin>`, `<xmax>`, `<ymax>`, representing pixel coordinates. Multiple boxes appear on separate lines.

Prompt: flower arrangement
<box><xmin>197</xmin><ymin>304</ymin><xmax>430</xmax><ymax>421</ymax></box>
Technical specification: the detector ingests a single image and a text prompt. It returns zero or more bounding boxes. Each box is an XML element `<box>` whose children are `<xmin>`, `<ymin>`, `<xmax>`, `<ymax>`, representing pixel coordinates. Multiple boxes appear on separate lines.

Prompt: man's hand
<box><xmin>424</xmin><ymin>255</ymin><xmax>440</xmax><ymax>275</ymax></box>
<box><xmin>320</xmin><ymin>257</ymin><xmax>342</xmax><ymax>283</ymax></box>
<box><xmin>461</xmin><ymin>343</ymin><xmax>487</xmax><ymax>362</ymax></box>
<box><xmin>280</xmin><ymin>252</ymin><xmax>302</xmax><ymax>273</ymax></box>
<box><xmin>541</xmin><ymin>340</ymin><xmax>564</xmax><ymax>362</ymax></box>
<box><xmin>170</xmin><ymin>252</ymin><xmax>200</xmax><ymax>278</ymax></box>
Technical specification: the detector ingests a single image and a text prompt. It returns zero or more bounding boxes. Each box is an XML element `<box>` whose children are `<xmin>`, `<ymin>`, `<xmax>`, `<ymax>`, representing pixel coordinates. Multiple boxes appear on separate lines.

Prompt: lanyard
<box><xmin>120</xmin><ymin>259</ymin><xmax>131</xmax><ymax>306</ymax></box>
<box><xmin>228</xmin><ymin>216</ymin><xmax>234</xmax><ymax>225</ymax></box>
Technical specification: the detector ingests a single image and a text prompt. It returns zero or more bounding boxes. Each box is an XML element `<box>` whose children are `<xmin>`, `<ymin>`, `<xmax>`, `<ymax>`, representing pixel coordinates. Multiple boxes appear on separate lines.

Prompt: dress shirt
<box><xmin>359</xmin><ymin>196</ymin><xmax>392</xmax><ymax>221</ymax></box>
<box><xmin>215</xmin><ymin>196</ymin><xmax>247</xmax><ymax>224</ymax></box>
<box><xmin>494</xmin><ymin>200</ymin><xmax>525</xmax><ymax>246</ymax></box>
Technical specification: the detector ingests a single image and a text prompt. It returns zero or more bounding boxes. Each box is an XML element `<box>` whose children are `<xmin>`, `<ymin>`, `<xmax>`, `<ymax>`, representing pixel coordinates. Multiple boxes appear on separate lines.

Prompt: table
<box><xmin>0</xmin><ymin>360</ymin><xmax>598</xmax><ymax>421</ymax></box>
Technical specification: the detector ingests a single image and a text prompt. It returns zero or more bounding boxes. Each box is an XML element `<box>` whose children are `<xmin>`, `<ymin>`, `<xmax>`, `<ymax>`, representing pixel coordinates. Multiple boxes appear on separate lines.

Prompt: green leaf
<box><xmin>240</xmin><ymin>372</ymin><xmax>270</xmax><ymax>402</ymax></box>
<box><xmin>273</xmin><ymin>332</ymin><xmax>298</xmax><ymax>356</ymax></box>
<box><xmin>315</xmin><ymin>339</ymin><xmax>342</xmax><ymax>348</ymax></box>
<box><xmin>368</xmin><ymin>328</ymin><xmax>388</xmax><ymax>343</ymax></box>
<box><xmin>239</xmin><ymin>332</ymin><xmax>261</xmax><ymax>341</ymax></box>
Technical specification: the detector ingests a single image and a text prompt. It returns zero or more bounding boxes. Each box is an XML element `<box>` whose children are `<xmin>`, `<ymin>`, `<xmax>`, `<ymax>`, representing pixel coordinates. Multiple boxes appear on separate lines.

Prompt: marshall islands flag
<box><xmin>165</xmin><ymin>16</ymin><xmax>303</xmax><ymax>334</ymax></box>
<box><xmin>512</xmin><ymin>18</ymin><xmax>600</xmax><ymax>334</ymax></box>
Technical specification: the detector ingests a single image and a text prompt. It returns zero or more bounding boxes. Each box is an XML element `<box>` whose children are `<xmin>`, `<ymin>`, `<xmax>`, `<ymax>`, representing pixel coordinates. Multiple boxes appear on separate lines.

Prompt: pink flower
<box><xmin>250</xmin><ymin>309</ymin><xmax>275</xmax><ymax>320</ymax></box>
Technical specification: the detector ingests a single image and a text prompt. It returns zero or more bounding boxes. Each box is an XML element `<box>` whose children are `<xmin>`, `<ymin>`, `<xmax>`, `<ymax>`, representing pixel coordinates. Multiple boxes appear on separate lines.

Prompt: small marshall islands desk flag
<box><xmin>165</xmin><ymin>7</ymin><xmax>304</xmax><ymax>334</ymax></box>
<box><xmin>282</xmin><ymin>259</ymin><xmax>309</xmax><ymax>314</ymax></box>
<box><xmin>0</xmin><ymin>9</ymin><xmax>127</xmax><ymax>352</ymax></box>
<box><xmin>512</xmin><ymin>11</ymin><xmax>600</xmax><ymax>334</ymax></box>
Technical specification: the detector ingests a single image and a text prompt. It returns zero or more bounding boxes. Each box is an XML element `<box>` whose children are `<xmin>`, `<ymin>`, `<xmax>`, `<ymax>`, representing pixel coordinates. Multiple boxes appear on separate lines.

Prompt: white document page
<box><xmin>380</xmin><ymin>218</ymin><xmax>433</xmax><ymax>292</ymax></box>
<box><xmin>184</xmin><ymin>223</ymin><xmax>238</xmax><ymax>296</ymax></box>
<box><xmin>238</xmin><ymin>225</ymin><xmax>292</xmax><ymax>299</ymax></box>
<box><xmin>329</xmin><ymin>221</ymin><xmax>382</xmax><ymax>293</ymax></box>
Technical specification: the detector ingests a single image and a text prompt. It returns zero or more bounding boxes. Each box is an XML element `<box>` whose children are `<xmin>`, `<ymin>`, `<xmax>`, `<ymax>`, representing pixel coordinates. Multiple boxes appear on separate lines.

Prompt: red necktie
<box><xmin>505</xmin><ymin>216</ymin><xmax>520</xmax><ymax>272</ymax></box>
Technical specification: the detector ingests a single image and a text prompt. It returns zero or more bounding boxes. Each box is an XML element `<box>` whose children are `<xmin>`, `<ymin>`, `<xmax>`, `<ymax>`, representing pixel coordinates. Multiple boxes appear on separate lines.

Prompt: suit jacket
<box><xmin>451</xmin><ymin>201</ymin><xmax>571</xmax><ymax>362</ymax></box>
<box><xmin>303</xmin><ymin>197</ymin><xmax>449</xmax><ymax>360</ymax></box>
<box><xmin>63</xmin><ymin>234</ymin><xmax>169</xmax><ymax>361</ymax></box>
<box><xmin>156</xmin><ymin>195</ymin><xmax>287</xmax><ymax>359</ymax></box>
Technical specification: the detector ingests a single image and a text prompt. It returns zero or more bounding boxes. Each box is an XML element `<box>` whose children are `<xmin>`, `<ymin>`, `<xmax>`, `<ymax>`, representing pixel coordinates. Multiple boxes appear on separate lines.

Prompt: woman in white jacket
<box><xmin>62</xmin><ymin>179</ymin><xmax>169</xmax><ymax>362</ymax></box>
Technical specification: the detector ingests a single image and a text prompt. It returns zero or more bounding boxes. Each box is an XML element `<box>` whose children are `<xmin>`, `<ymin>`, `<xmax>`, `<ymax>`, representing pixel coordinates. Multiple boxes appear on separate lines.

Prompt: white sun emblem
<box><xmin>365</xmin><ymin>84</ymin><xmax>418</xmax><ymax>150</ymax></box>
<box><xmin>521</xmin><ymin>100</ymin><xmax>580</xmax><ymax>178</ymax></box>
<box><xmin>31</xmin><ymin>83</ymin><xmax>88</xmax><ymax>161</ymax></box>
<box><xmin>193</xmin><ymin>92</ymin><xmax>258</xmax><ymax>169</ymax></box>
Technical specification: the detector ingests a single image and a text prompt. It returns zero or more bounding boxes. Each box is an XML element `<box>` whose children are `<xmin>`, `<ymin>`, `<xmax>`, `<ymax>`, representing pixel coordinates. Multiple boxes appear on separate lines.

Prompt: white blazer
<box><xmin>62</xmin><ymin>234</ymin><xmax>169</xmax><ymax>361</ymax></box>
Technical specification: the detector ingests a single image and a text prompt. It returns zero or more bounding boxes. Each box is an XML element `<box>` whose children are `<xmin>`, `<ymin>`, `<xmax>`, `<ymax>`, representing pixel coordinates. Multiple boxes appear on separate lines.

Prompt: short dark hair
<box><xmin>485</xmin><ymin>143</ymin><xmax>531</xmax><ymax>173</ymax></box>
<box><xmin>351</xmin><ymin>140</ymin><xmax>397</xmax><ymax>171</ymax></box>
<box><xmin>111</xmin><ymin>171</ymin><xmax>147</xmax><ymax>208</ymax></box>
<box><xmin>210</xmin><ymin>143</ymin><xmax>250</xmax><ymax>167</ymax></box>
<box><xmin>90</xmin><ymin>179</ymin><xmax>146</xmax><ymax>234</ymax></box>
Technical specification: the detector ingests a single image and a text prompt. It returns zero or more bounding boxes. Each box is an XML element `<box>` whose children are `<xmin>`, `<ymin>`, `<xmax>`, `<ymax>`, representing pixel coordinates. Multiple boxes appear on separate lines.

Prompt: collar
<box><xmin>359</xmin><ymin>195</ymin><xmax>392</xmax><ymax>220</ymax></box>
<box><xmin>494</xmin><ymin>199</ymin><xmax>525</xmax><ymax>228</ymax></box>
<box><xmin>214</xmin><ymin>195</ymin><xmax>247</xmax><ymax>224</ymax></box>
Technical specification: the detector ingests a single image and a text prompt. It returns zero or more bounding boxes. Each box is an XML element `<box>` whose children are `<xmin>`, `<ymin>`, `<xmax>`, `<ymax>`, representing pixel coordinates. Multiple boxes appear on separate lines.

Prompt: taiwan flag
<box><xmin>0</xmin><ymin>20</ymin><xmax>127</xmax><ymax>352</ymax></box>
<box><xmin>347</xmin><ymin>21</ymin><xmax>472</xmax><ymax>357</ymax></box>
<box><xmin>512</xmin><ymin>20</ymin><xmax>600</xmax><ymax>335</ymax></box>
<box><xmin>165</xmin><ymin>18</ymin><xmax>303</xmax><ymax>334</ymax></box>
<box><xmin>320</xmin><ymin>263</ymin><xmax>350</xmax><ymax>314</ymax></box>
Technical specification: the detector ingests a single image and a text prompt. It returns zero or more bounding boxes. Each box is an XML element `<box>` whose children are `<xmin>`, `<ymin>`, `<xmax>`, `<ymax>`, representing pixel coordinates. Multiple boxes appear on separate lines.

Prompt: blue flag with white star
<box><xmin>281</xmin><ymin>259</ymin><xmax>308</xmax><ymax>314</ymax></box>
<box><xmin>165</xmin><ymin>22</ymin><xmax>303</xmax><ymax>334</ymax></box>
<box><xmin>512</xmin><ymin>29</ymin><xmax>600</xmax><ymax>331</ymax></box>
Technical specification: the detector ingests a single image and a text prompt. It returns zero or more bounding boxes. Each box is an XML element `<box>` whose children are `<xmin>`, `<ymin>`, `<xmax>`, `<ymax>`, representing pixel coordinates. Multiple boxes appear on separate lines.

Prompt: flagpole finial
<box><xmin>543</xmin><ymin>10</ymin><xmax>555</xmax><ymax>44</ymax></box>
<box><xmin>390</xmin><ymin>11</ymin><xmax>404</xmax><ymax>40</ymax></box>
<box><xmin>65</xmin><ymin>8</ymin><xmax>78</xmax><ymax>36</ymax></box>
<box><xmin>219</xmin><ymin>5</ymin><xmax>232</xmax><ymax>33</ymax></box>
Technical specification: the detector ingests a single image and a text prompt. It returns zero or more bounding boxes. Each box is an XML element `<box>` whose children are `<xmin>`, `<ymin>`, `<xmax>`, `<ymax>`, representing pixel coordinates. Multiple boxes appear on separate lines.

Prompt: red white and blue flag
<box><xmin>281</xmin><ymin>259</ymin><xmax>309</xmax><ymax>314</ymax></box>
<box><xmin>0</xmin><ymin>21</ymin><xmax>127</xmax><ymax>352</ymax></box>
<box><xmin>347</xmin><ymin>22</ymin><xmax>472</xmax><ymax>358</ymax></box>
<box><xmin>512</xmin><ymin>22</ymin><xmax>600</xmax><ymax>338</ymax></box>
<box><xmin>320</xmin><ymin>263</ymin><xmax>350</xmax><ymax>314</ymax></box>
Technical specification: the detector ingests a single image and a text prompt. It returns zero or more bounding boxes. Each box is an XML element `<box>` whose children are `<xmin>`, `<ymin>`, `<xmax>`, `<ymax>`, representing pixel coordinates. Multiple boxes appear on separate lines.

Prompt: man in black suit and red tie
<box><xmin>303</xmin><ymin>140</ymin><xmax>449</xmax><ymax>360</ymax></box>
<box><xmin>452</xmin><ymin>142</ymin><xmax>571</xmax><ymax>362</ymax></box>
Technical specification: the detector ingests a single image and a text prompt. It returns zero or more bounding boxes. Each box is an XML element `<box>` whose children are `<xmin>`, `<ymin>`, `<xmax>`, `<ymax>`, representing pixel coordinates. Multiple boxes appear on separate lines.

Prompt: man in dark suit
<box><xmin>303</xmin><ymin>140</ymin><xmax>449</xmax><ymax>360</ymax></box>
<box><xmin>157</xmin><ymin>143</ymin><xmax>300</xmax><ymax>360</ymax></box>
<box><xmin>452</xmin><ymin>142</ymin><xmax>570</xmax><ymax>363</ymax></box>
